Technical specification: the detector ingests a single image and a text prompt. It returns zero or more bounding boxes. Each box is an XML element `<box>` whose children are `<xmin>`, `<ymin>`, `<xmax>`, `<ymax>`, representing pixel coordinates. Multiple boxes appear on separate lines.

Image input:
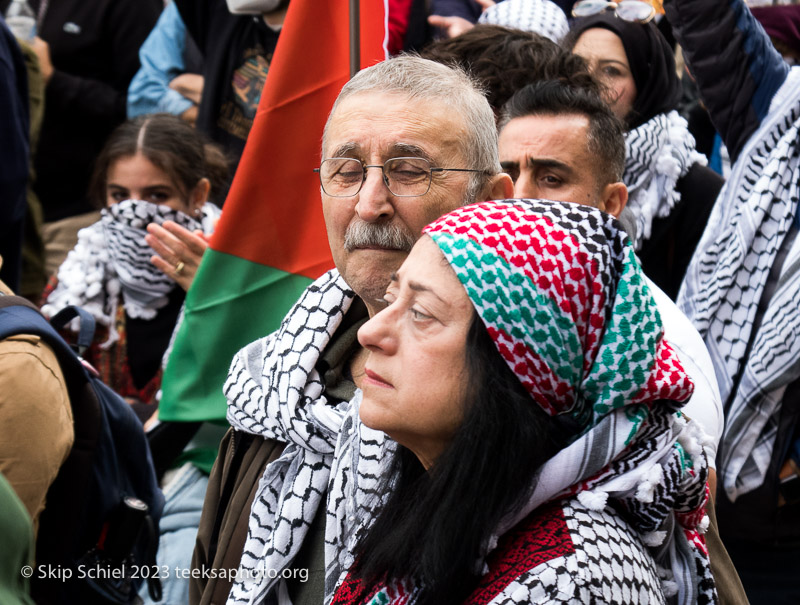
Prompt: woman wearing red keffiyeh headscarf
<box><xmin>327</xmin><ymin>199</ymin><xmax>716</xmax><ymax>604</ymax></box>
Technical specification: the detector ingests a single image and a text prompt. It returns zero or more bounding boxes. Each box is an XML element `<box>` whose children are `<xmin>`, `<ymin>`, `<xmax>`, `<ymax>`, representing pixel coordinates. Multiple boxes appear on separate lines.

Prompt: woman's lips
<box><xmin>364</xmin><ymin>367</ymin><xmax>393</xmax><ymax>388</ymax></box>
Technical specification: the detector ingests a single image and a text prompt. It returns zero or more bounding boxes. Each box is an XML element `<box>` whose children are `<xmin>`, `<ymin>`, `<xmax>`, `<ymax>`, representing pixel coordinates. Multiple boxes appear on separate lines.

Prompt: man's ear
<box><xmin>599</xmin><ymin>181</ymin><xmax>628</xmax><ymax>218</ymax></box>
<box><xmin>482</xmin><ymin>172</ymin><xmax>514</xmax><ymax>201</ymax></box>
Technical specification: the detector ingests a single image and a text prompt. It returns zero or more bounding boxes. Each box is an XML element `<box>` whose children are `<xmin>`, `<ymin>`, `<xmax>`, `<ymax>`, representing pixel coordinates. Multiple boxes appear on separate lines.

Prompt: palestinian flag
<box><xmin>158</xmin><ymin>1</ymin><xmax>388</xmax><ymax>432</ymax></box>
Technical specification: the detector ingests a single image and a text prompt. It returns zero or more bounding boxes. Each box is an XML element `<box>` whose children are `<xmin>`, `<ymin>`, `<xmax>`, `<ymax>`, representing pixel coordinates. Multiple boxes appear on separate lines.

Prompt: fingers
<box><xmin>150</xmin><ymin>252</ymin><xmax>194</xmax><ymax>292</ymax></box>
<box><xmin>145</xmin><ymin>221</ymin><xmax>209</xmax><ymax>292</ymax></box>
<box><xmin>475</xmin><ymin>0</ymin><xmax>496</xmax><ymax>10</ymax></box>
<box><xmin>147</xmin><ymin>221</ymin><xmax>208</xmax><ymax>257</ymax></box>
<box><xmin>427</xmin><ymin>15</ymin><xmax>475</xmax><ymax>38</ymax></box>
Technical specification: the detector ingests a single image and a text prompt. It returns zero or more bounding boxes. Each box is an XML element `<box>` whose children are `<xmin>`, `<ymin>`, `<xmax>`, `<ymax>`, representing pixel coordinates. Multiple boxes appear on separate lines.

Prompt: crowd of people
<box><xmin>3</xmin><ymin>0</ymin><xmax>800</xmax><ymax>604</ymax></box>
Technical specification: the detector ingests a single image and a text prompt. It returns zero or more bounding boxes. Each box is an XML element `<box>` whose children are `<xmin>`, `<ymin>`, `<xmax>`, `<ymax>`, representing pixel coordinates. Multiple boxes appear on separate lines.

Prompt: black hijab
<box><xmin>565</xmin><ymin>13</ymin><xmax>681</xmax><ymax>129</ymax></box>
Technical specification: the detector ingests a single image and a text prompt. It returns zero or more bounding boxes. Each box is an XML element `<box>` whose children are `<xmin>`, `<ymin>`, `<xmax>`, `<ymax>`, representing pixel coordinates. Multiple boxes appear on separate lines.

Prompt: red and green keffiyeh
<box><xmin>424</xmin><ymin>198</ymin><xmax>694</xmax><ymax>430</ymax></box>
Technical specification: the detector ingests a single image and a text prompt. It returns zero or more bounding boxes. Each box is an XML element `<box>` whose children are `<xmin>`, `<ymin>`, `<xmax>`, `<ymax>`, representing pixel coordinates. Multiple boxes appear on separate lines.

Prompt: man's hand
<box><xmin>428</xmin><ymin>0</ymin><xmax>496</xmax><ymax>39</ymax></box>
<box><xmin>145</xmin><ymin>220</ymin><xmax>210</xmax><ymax>291</ymax></box>
<box><xmin>180</xmin><ymin>104</ymin><xmax>199</xmax><ymax>127</ymax></box>
<box><xmin>169</xmin><ymin>73</ymin><xmax>204</xmax><ymax>105</ymax></box>
<box><xmin>427</xmin><ymin>15</ymin><xmax>475</xmax><ymax>39</ymax></box>
<box><xmin>30</xmin><ymin>36</ymin><xmax>54</xmax><ymax>83</ymax></box>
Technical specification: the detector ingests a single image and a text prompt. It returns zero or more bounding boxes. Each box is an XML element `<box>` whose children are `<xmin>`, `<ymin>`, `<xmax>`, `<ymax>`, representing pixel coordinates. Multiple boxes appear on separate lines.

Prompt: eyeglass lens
<box><xmin>319</xmin><ymin>157</ymin><xmax>432</xmax><ymax>197</ymax></box>
<box><xmin>572</xmin><ymin>0</ymin><xmax>655</xmax><ymax>22</ymax></box>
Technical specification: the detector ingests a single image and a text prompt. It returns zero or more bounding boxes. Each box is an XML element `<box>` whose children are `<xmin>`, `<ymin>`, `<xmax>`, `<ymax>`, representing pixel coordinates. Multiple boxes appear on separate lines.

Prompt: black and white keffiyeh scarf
<box><xmin>624</xmin><ymin>110</ymin><xmax>707</xmax><ymax>250</ymax></box>
<box><xmin>42</xmin><ymin>199</ymin><xmax>219</xmax><ymax>344</ymax></box>
<box><xmin>224</xmin><ymin>270</ymin><xmax>391</xmax><ymax>604</ymax></box>
<box><xmin>679</xmin><ymin>67</ymin><xmax>800</xmax><ymax>501</ymax></box>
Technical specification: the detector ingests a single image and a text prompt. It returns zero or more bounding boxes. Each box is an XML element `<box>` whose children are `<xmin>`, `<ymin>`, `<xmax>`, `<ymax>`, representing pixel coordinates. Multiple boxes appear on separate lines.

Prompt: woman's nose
<box><xmin>355</xmin><ymin>167</ymin><xmax>395</xmax><ymax>223</ymax></box>
<box><xmin>357</xmin><ymin>305</ymin><xmax>397</xmax><ymax>354</ymax></box>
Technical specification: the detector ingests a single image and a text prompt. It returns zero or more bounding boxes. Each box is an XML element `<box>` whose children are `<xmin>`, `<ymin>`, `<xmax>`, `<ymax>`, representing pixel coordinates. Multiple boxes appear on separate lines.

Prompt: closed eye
<box><xmin>410</xmin><ymin>308</ymin><xmax>432</xmax><ymax>321</ymax></box>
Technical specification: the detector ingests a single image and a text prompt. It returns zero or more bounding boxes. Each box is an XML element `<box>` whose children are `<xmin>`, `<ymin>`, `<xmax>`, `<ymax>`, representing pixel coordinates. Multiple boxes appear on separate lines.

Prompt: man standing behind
<box><xmin>192</xmin><ymin>56</ymin><xmax>511</xmax><ymax>604</ymax></box>
<box><xmin>497</xmin><ymin>80</ymin><xmax>723</xmax><ymax>487</ymax></box>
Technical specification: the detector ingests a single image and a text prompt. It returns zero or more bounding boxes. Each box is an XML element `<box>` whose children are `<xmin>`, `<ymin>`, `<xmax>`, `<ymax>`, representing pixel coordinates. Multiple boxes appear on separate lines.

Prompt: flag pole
<box><xmin>349</xmin><ymin>0</ymin><xmax>360</xmax><ymax>77</ymax></box>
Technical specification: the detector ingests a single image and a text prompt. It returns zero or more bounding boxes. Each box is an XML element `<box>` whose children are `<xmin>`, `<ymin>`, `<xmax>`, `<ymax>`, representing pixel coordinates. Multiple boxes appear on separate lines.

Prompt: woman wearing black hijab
<box><xmin>565</xmin><ymin>13</ymin><xmax>723</xmax><ymax>300</ymax></box>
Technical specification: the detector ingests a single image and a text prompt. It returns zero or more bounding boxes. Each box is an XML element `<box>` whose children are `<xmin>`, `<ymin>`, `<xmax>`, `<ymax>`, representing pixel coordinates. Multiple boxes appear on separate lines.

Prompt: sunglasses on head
<box><xmin>572</xmin><ymin>0</ymin><xmax>658</xmax><ymax>23</ymax></box>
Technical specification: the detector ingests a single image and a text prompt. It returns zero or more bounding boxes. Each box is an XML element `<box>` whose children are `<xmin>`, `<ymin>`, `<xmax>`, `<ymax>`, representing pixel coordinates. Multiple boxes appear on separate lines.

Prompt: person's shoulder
<box><xmin>647</xmin><ymin>277</ymin><xmax>713</xmax><ymax>372</ymax></box>
<box><xmin>559</xmin><ymin>497</ymin><xmax>665</xmax><ymax>604</ymax></box>
<box><xmin>482</xmin><ymin>498</ymin><xmax>664</xmax><ymax>603</ymax></box>
<box><xmin>646</xmin><ymin>276</ymin><xmax>723</xmax><ymax>455</ymax></box>
<box><xmin>0</xmin><ymin>333</ymin><xmax>67</xmax><ymax>389</ymax></box>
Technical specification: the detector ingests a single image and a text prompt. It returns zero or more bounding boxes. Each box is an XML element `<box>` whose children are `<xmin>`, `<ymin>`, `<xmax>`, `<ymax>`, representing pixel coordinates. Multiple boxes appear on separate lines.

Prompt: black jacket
<box><xmin>174</xmin><ymin>0</ymin><xmax>279</xmax><ymax>182</ymax></box>
<box><xmin>2</xmin><ymin>0</ymin><xmax>161</xmax><ymax>221</ymax></box>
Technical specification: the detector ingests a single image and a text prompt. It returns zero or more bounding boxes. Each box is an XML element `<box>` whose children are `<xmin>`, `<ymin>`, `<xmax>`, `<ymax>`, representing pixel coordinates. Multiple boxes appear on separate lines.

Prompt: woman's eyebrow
<box><xmin>408</xmin><ymin>279</ymin><xmax>446</xmax><ymax>303</ymax></box>
<box><xmin>598</xmin><ymin>59</ymin><xmax>629</xmax><ymax>68</ymax></box>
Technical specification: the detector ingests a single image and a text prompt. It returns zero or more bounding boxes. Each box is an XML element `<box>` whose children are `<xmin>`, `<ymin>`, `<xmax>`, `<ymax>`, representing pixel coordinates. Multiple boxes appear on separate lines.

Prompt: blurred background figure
<box><xmin>0</xmin><ymin>0</ymin><xmax>161</xmax><ymax>279</ymax></box>
<box><xmin>429</xmin><ymin>0</ymin><xmax>569</xmax><ymax>41</ymax></box>
<box><xmin>421</xmin><ymin>24</ymin><xmax>599</xmax><ymax>116</ymax></box>
<box><xmin>565</xmin><ymin>11</ymin><xmax>723</xmax><ymax>300</ymax></box>
<box><xmin>0</xmin><ymin>14</ymin><xmax>29</xmax><ymax>294</ymax></box>
<box><xmin>127</xmin><ymin>1</ymin><xmax>204</xmax><ymax>126</ymax></box>
<box><xmin>750</xmin><ymin>3</ymin><xmax>800</xmax><ymax>65</ymax></box>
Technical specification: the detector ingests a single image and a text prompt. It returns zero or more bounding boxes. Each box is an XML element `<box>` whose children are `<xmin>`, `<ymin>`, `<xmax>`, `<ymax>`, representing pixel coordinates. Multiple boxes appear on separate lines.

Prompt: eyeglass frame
<box><xmin>313</xmin><ymin>156</ymin><xmax>487</xmax><ymax>198</ymax></box>
<box><xmin>571</xmin><ymin>0</ymin><xmax>657</xmax><ymax>24</ymax></box>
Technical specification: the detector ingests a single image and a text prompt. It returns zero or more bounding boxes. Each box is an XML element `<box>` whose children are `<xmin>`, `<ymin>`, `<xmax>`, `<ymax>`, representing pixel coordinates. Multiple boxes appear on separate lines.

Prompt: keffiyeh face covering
<box><xmin>42</xmin><ymin>199</ymin><xmax>216</xmax><ymax>344</ymax></box>
<box><xmin>103</xmin><ymin>199</ymin><xmax>204</xmax><ymax>317</ymax></box>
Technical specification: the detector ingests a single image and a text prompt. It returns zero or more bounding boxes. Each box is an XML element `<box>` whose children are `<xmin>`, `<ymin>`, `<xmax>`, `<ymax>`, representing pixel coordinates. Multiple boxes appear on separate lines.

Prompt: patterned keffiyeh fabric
<box><xmin>477</xmin><ymin>0</ymin><xmax>569</xmax><ymax>42</ymax></box>
<box><xmin>679</xmin><ymin>67</ymin><xmax>800</xmax><ymax>501</ymax></box>
<box><xmin>331</xmin><ymin>200</ymin><xmax>715</xmax><ymax>604</ymax></box>
<box><xmin>224</xmin><ymin>271</ymin><xmax>392</xmax><ymax>604</ymax></box>
<box><xmin>42</xmin><ymin>199</ymin><xmax>219</xmax><ymax>344</ymax></box>
<box><xmin>624</xmin><ymin>111</ymin><xmax>707</xmax><ymax>250</ymax></box>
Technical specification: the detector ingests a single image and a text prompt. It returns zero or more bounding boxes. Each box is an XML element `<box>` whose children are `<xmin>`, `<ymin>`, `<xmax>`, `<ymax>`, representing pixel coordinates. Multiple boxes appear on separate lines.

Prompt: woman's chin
<box><xmin>358</xmin><ymin>396</ymin><xmax>384</xmax><ymax>433</ymax></box>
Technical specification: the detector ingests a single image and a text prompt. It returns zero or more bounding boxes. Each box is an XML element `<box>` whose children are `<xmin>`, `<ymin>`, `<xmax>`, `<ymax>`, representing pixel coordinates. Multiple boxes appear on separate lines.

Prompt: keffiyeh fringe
<box><xmin>624</xmin><ymin>111</ymin><xmax>707</xmax><ymax>250</ymax></box>
<box><xmin>42</xmin><ymin>199</ymin><xmax>219</xmax><ymax>345</ymax></box>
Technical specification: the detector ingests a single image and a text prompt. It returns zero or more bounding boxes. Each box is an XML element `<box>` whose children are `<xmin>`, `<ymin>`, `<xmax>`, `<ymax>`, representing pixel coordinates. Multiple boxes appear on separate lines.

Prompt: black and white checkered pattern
<box><xmin>624</xmin><ymin>111</ymin><xmax>707</xmax><ymax>250</ymax></box>
<box><xmin>225</xmin><ymin>270</ymin><xmax>361</xmax><ymax>604</ymax></box>
<box><xmin>42</xmin><ymin>199</ymin><xmax>219</xmax><ymax>340</ymax></box>
<box><xmin>478</xmin><ymin>0</ymin><xmax>569</xmax><ymax>42</ymax></box>
<box><xmin>679</xmin><ymin>67</ymin><xmax>800</xmax><ymax>501</ymax></box>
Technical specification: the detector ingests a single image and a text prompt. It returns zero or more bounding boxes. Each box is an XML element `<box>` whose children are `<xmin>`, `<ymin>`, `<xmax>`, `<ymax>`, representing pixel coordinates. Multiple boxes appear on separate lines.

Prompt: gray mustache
<box><xmin>344</xmin><ymin>221</ymin><xmax>416</xmax><ymax>252</ymax></box>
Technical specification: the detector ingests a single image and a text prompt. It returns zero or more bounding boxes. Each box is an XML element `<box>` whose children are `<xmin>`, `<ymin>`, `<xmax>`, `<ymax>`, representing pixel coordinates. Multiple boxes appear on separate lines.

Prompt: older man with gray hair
<box><xmin>190</xmin><ymin>55</ymin><xmax>511</xmax><ymax>605</ymax></box>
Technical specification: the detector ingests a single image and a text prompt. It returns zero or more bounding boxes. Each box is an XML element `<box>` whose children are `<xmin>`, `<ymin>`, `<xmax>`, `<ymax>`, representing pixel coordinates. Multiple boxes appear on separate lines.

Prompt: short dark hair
<box><xmin>421</xmin><ymin>24</ymin><xmax>600</xmax><ymax>115</ymax></box>
<box><xmin>349</xmin><ymin>312</ymin><xmax>570</xmax><ymax>604</ymax></box>
<box><xmin>90</xmin><ymin>113</ymin><xmax>230</xmax><ymax>208</ymax></box>
<box><xmin>499</xmin><ymin>80</ymin><xmax>626</xmax><ymax>183</ymax></box>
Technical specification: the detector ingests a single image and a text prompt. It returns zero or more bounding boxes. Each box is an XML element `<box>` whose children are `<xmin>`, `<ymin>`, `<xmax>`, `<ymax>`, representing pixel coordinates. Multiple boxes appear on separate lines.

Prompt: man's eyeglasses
<box><xmin>571</xmin><ymin>0</ymin><xmax>657</xmax><ymax>23</ymax></box>
<box><xmin>314</xmin><ymin>157</ymin><xmax>485</xmax><ymax>198</ymax></box>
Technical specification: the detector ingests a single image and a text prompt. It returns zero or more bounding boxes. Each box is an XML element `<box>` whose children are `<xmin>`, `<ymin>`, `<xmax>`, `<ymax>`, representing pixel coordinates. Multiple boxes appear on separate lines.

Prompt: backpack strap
<box><xmin>0</xmin><ymin>298</ymin><xmax>90</xmax><ymax>393</ymax></box>
<box><xmin>50</xmin><ymin>305</ymin><xmax>96</xmax><ymax>356</ymax></box>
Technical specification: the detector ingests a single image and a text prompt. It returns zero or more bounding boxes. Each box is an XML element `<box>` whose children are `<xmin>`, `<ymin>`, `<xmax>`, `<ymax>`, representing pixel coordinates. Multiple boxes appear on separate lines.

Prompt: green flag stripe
<box><xmin>159</xmin><ymin>249</ymin><xmax>312</xmax><ymax>423</ymax></box>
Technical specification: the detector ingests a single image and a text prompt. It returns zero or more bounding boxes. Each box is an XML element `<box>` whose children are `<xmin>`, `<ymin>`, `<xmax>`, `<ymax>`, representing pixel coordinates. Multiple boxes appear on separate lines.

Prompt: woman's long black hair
<box><xmin>349</xmin><ymin>312</ymin><xmax>571</xmax><ymax>604</ymax></box>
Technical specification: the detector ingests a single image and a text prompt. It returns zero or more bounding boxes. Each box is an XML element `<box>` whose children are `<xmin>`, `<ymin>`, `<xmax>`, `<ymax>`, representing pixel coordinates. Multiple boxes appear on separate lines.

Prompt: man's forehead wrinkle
<box><xmin>390</xmin><ymin>142</ymin><xmax>433</xmax><ymax>161</ymax></box>
<box><xmin>329</xmin><ymin>142</ymin><xmax>359</xmax><ymax>158</ymax></box>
